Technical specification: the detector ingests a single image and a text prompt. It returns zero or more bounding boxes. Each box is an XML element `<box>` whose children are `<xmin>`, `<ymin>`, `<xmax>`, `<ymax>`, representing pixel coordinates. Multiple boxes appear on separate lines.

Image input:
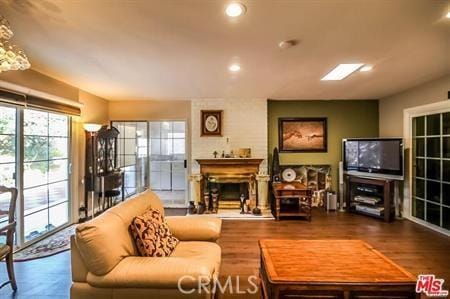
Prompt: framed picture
<box><xmin>278</xmin><ymin>118</ymin><xmax>327</xmax><ymax>152</ymax></box>
<box><xmin>201</xmin><ymin>110</ymin><xmax>222</xmax><ymax>136</ymax></box>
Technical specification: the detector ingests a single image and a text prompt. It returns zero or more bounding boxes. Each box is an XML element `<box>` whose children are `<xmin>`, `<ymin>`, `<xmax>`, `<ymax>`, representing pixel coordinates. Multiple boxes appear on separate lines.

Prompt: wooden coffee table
<box><xmin>259</xmin><ymin>240</ymin><xmax>418</xmax><ymax>299</ymax></box>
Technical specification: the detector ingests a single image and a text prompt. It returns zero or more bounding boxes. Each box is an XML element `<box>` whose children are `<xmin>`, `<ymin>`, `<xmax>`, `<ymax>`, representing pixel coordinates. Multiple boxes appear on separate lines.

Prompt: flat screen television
<box><xmin>342</xmin><ymin>138</ymin><xmax>404</xmax><ymax>179</ymax></box>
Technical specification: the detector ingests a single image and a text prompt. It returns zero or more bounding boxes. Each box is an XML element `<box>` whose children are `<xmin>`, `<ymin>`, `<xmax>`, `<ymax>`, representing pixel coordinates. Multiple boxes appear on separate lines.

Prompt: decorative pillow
<box><xmin>129</xmin><ymin>208</ymin><xmax>179</xmax><ymax>257</ymax></box>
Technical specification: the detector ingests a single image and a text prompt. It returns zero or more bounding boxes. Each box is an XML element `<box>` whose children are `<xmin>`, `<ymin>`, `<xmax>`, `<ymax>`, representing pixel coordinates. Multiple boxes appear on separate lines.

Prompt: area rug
<box><xmin>13</xmin><ymin>224</ymin><xmax>77</xmax><ymax>262</ymax></box>
<box><xmin>188</xmin><ymin>209</ymin><xmax>275</xmax><ymax>220</ymax></box>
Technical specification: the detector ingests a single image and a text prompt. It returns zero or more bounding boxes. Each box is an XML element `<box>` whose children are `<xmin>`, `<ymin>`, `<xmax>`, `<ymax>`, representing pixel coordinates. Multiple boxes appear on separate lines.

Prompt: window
<box><xmin>412</xmin><ymin>112</ymin><xmax>450</xmax><ymax>231</ymax></box>
<box><xmin>0</xmin><ymin>103</ymin><xmax>71</xmax><ymax>246</ymax></box>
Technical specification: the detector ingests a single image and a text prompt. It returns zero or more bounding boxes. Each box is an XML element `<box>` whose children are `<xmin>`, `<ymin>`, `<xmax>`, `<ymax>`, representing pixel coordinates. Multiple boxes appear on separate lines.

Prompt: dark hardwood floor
<box><xmin>1</xmin><ymin>209</ymin><xmax>449</xmax><ymax>299</ymax></box>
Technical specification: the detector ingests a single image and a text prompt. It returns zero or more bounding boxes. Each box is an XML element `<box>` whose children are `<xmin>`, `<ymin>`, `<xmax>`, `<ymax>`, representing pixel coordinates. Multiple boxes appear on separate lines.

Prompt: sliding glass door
<box><xmin>23</xmin><ymin>109</ymin><xmax>70</xmax><ymax>242</ymax></box>
<box><xmin>0</xmin><ymin>103</ymin><xmax>71</xmax><ymax>246</ymax></box>
<box><xmin>0</xmin><ymin>105</ymin><xmax>17</xmax><ymax>239</ymax></box>
<box><xmin>412</xmin><ymin>112</ymin><xmax>449</xmax><ymax>232</ymax></box>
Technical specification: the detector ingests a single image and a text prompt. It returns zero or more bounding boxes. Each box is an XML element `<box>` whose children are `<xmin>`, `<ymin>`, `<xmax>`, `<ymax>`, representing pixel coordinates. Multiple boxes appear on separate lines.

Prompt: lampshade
<box><xmin>83</xmin><ymin>123</ymin><xmax>102</xmax><ymax>133</ymax></box>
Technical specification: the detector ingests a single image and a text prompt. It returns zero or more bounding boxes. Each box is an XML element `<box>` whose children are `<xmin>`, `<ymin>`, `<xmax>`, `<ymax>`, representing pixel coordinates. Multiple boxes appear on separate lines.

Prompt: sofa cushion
<box><xmin>166</xmin><ymin>216</ymin><xmax>222</xmax><ymax>242</ymax></box>
<box><xmin>75</xmin><ymin>191</ymin><xmax>163</xmax><ymax>276</ymax></box>
<box><xmin>109</xmin><ymin>190</ymin><xmax>164</xmax><ymax>221</ymax></box>
<box><xmin>130</xmin><ymin>208</ymin><xmax>179</xmax><ymax>257</ymax></box>
<box><xmin>86</xmin><ymin>241</ymin><xmax>221</xmax><ymax>289</ymax></box>
<box><xmin>171</xmin><ymin>241</ymin><xmax>221</xmax><ymax>276</ymax></box>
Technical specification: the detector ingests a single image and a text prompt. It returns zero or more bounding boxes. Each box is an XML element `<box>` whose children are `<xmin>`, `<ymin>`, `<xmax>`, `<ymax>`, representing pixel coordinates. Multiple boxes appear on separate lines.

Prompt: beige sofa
<box><xmin>71</xmin><ymin>191</ymin><xmax>222</xmax><ymax>299</ymax></box>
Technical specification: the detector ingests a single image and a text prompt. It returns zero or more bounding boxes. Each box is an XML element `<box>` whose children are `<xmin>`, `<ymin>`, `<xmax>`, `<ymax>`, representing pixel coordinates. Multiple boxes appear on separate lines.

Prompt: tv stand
<box><xmin>345</xmin><ymin>174</ymin><xmax>395</xmax><ymax>222</ymax></box>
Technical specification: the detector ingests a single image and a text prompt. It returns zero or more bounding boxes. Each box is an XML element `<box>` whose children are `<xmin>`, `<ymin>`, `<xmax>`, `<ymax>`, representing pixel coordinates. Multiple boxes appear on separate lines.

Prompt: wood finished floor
<box><xmin>0</xmin><ymin>209</ymin><xmax>449</xmax><ymax>299</ymax></box>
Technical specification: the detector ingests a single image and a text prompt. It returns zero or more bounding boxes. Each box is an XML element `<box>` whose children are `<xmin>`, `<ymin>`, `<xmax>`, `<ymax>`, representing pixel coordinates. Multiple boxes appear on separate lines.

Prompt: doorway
<box><xmin>149</xmin><ymin>121</ymin><xmax>187</xmax><ymax>206</ymax></box>
<box><xmin>111</xmin><ymin>120</ymin><xmax>187</xmax><ymax>206</ymax></box>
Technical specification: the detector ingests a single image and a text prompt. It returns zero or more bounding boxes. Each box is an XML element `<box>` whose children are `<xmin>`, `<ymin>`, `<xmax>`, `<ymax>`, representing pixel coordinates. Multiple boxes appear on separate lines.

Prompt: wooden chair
<box><xmin>0</xmin><ymin>186</ymin><xmax>18</xmax><ymax>291</ymax></box>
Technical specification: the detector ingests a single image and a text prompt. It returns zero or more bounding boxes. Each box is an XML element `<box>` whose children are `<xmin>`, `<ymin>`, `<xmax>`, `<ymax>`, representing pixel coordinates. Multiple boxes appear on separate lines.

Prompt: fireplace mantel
<box><xmin>196</xmin><ymin>158</ymin><xmax>263</xmax><ymax>176</ymax></box>
<box><xmin>195</xmin><ymin>158</ymin><xmax>264</xmax><ymax>165</ymax></box>
<box><xmin>196</xmin><ymin>158</ymin><xmax>263</xmax><ymax>166</ymax></box>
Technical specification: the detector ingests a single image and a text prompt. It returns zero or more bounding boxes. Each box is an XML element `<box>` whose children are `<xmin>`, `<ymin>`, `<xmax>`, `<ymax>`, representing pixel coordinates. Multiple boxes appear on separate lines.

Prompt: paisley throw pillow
<box><xmin>129</xmin><ymin>208</ymin><xmax>179</xmax><ymax>257</ymax></box>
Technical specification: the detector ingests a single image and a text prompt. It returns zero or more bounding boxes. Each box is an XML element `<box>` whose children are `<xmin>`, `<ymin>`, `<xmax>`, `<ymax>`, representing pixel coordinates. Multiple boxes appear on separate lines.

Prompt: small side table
<box><xmin>271</xmin><ymin>182</ymin><xmax>312</xmax><ymax>221</ymax></box>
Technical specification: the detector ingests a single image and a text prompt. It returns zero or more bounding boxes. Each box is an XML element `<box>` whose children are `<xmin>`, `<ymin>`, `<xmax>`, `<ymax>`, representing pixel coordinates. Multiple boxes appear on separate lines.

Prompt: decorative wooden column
<box><xmin>189</xmin><ymin>174</ymin><xmax>202</xmax><ymax>205</ymax></box>
<box><xmin>256</xmin><ymin>174</ymin><xmax>270</xmax><ymax>211</ymax></box>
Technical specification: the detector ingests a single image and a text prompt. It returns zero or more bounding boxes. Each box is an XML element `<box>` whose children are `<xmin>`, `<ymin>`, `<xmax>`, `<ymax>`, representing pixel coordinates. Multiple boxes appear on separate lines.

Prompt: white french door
<box><xmin>405</xmin><ymin>101</ymin><xmax>450</xmax><ymax>236</ymax></box>
<box><xmin>111</xmin><ymin>120</ymin><xmax>188</xmax><ymax>206</ymax></box>
<box><xmin>112</xmin><ymin>121</ymin><xmax>149</xmax><ymax>197</ymax></box>
<box><xmin>411</xmin><ymin>112</ymin><xmax>449</xmax><ymax>232</ymax></box>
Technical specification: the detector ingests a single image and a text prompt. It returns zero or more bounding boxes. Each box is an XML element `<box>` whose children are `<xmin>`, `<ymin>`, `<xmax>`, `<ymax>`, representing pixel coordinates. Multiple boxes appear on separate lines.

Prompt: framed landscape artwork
<box><xmin>278</xmin><ymin>118</ymin><xmax>327</xmax><ymax>152</ymax></box>
<box><xmin>201</xmin><ymin>110</ymin><xmax>223</xmax><ymax>136</ymax></box>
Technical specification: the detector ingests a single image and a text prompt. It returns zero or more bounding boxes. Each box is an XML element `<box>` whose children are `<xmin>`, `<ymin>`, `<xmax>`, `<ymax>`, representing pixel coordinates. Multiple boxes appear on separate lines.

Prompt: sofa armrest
<box><xmin>71</xmin><ymin>235</ymin><xmax>88</xmax><ymax>283</ymax></box>
<box><xmin>87</xmin><ymin>256</ymin><xmax>215</xmax><ymax>289</ymax></box>
<box><xmin>166</xmin><ymin>216</ymin><xmax>222</xmax><ymax>242</ymax></box>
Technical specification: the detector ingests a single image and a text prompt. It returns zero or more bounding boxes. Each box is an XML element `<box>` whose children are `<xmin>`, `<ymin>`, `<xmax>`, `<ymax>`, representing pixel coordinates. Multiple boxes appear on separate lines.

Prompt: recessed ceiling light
<box><xmin>360</xmin><ymin>65</ymin><xmax>373</xmax><ymax>72</ymax></box>
<box><xmin>321</xmin><ymin>63</ymin><xmax>364</xmax><ymax>81</ymax></box>
<box><xmin>225</xmin><ymin>2</ymin><xmax>246</xmax><ymax>17</ymax></box>
<box><xmin>278</xmin><ymin>39</ymin><xmax>298</xmax><ymax>49</ymax></box>
<box><xmin>228</xmin><ymin>64</ymin><xmax>241</xmax><ymax>72</ymax></box>
<box><xmin>446</xmin><ymin>11</ymin><xmax>450</xmax><ymax>18</ymax></box>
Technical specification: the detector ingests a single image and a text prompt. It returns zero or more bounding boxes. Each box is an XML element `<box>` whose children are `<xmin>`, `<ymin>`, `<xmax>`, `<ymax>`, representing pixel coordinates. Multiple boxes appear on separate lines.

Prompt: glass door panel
<box><xmin>412</xmin><ymin>112</ymin><xmax>450</xmax><ymax>231</ymax></box>
<box><xmin>0</xmin><ymin>105</ymin><xmax>17</xmax><ymax>236</ymax></box>
<box><xmin>23</xmin><ymin>109</ymin><xmax>70</xmax><ymax>242</ymax></box>
<box><xmin>113</xmin><ymin>121</ymin><xmax>149</xmax><ymax>197</ymax></box>
<box><xmin>149</xmin><ymin>121</ymin><xmax>187</xmax><ymax>206</ymax></box>
<box><xmin>113</xmin><ymin>120</ymin><xmax>186</xmax><ymax>205</ymax></box>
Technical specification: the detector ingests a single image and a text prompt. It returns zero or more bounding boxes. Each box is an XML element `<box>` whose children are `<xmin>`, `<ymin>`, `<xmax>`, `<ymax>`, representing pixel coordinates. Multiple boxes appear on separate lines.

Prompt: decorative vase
<box><xmin>188</xmin><ymin>201</ymin><xmax>197</xmax><ymax>214</ymax></box>
<box><xmin>252</xmin><ymin>207</ymin><xmax>262</xmax><ymax>215</ymax></box>
<box><xmin>239</xmin><ymin>193</ymin><xmax>246</xmax><ymax>214</ymax></box>
<box><xmin>203</xmin><ymin>192</ymin><xmax>211</xmax><ymax>214</ymax></box>
<box><xmin>211</xmin><ymin>188</ymin><xmax>219</xmax><ymax>213</ymax></box>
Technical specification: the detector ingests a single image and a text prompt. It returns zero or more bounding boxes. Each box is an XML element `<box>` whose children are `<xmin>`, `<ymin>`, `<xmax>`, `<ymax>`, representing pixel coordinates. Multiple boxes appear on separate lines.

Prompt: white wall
<box><xmin>378</xmin><ymin>74</ymin><xmax>449</xmax><ymax>233</ymax></box>
<box><xmin>191</xmin><ymin>99</ymin><xmax>268</xmax><ymax>174</ymax></box>
<box><xmin>379</xmin><ymin>74</ymin><xmax>450</xmax><ymax>137</ymax></box>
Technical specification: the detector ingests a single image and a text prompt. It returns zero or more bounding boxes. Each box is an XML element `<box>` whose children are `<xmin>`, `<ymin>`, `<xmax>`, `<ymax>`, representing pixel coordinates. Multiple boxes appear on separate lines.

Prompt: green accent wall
<box><xmin>268</xmin><ymin>100</ymin><xmax>379</xmax><ymax>190</ymax></box>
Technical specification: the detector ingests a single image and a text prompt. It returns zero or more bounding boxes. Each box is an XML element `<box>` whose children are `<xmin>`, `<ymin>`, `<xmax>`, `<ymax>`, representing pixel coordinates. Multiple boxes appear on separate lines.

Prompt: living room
<box><xmin>0</xmin><ymin>1</ymin><xmax>449</xmax><ymax>298</ymax></box>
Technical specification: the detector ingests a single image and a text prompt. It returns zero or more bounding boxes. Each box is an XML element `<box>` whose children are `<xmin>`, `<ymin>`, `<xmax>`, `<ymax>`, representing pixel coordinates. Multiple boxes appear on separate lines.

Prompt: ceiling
<box><xmin>0</xmin><ymin>0</ymin><xmax>449</xmax><ymax>101</ymax></box>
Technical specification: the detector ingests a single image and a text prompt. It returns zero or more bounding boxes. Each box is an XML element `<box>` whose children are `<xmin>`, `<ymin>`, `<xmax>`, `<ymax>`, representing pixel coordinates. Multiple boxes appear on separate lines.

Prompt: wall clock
<box><xmin>201</xmin><ymin>110</ymin><xmax>222</xmax><ymax>136</ymax></box>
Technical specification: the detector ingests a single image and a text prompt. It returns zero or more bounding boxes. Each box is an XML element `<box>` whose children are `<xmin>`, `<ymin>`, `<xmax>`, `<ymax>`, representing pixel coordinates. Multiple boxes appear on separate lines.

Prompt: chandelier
<box><xmin>0</xmin><ymin>15</ymin><xmax>30</xmax><ymax>73</ymax></box>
